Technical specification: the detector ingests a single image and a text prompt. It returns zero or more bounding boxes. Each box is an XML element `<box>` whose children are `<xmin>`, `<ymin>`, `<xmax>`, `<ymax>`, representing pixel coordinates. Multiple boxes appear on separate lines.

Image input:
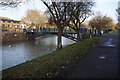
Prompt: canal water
<box><xmin>1</xmin><ymin>35</ymin><xmax>75</xmax><ymax>70</ymax></box>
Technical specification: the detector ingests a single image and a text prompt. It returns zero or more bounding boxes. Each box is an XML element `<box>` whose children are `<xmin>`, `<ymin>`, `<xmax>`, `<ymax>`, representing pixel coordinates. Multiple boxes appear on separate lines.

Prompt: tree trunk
<box><xmin>95</xmin><ymin>29</ymin><xmax>97</xmax><ymax>35</ymax></box>
<box><xmin>57</xmin><ymin>27</ymin><xmax>63</xmax><ymax>49</ymax></box>
<box><xmin>98</xmin><ymin>29</ymin><xmax>102</xmax><ymax>36</ymax></box>
<box><xmin>89</xmin><ymin>29</ymin><xmax>92</xmax><ymax>38</ymax></box>
<box><xmin>76</xmin><ymin>31</ymin><xmax>82</xmax><ymax>42</ymax></box>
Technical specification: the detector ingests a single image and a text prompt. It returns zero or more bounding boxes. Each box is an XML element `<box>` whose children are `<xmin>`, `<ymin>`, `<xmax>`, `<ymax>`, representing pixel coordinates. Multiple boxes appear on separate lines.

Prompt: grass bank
<box><xmin>2</xmin><ymin>36</ymin><xmax>100</xmax><ymax>78</ymax></box>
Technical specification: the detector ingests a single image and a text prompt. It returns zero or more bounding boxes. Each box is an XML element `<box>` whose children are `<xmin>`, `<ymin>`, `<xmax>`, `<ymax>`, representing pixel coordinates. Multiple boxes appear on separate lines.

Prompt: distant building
<box><xmin>0</xmin><ymin>17</ymin><xmax>26</xmax><ymax>32</ymax></box>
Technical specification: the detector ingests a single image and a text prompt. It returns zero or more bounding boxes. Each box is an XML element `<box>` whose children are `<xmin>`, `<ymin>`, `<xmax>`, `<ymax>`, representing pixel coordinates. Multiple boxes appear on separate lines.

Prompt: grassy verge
<box><xmin>118</xmin><ymin>30</ymin><xmax>120</xmax><ymax>32</ymax></box>
<box><xmin>2</xmin><ymin>36</ymin><xmax>100</xmax><ymax>78</ymax></box>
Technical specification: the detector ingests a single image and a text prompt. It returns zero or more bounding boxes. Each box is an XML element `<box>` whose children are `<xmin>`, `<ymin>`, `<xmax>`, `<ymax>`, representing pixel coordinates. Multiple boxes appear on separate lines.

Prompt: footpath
<box><xmin>62</xmin><ymin>31</ymin><xmax>119</xmax><ymax>78</ymax></box>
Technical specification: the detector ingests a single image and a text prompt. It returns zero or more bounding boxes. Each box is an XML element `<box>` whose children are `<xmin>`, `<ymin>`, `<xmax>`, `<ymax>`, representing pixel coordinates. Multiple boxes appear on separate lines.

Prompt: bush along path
<box><xmin>2</xmin><ymin>36</ymin><xmax>100</xmax><ymax>78</ymax></box>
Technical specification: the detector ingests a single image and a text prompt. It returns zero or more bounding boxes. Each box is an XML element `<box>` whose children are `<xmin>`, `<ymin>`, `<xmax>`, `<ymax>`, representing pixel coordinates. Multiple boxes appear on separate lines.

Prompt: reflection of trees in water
<box><xmin>35</xmin><ymin>35</ymin><xmax>75</xmax><ymax>48</ymax></box>
<box><xmin>35</xmin><ymin>35</ymin><xmax>56</xmax><ymax>47</ymax></box>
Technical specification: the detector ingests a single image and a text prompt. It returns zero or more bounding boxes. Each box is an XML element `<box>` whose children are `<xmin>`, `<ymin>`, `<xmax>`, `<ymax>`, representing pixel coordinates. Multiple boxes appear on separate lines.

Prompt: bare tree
<box><xmin>0</xmin><ymin>0</ymin><xmax>29</xmax><ymax>8</ymax></box>
<box><xmin>116</xmin><ymin>1</ymin><xmax>120</xmax><ymax>22</ymax></box>
<box><xmin>41</xmin><ymin>0</ymin><xmax>71</xmax><ymax>49</ymax></box>
<box><xmin>65</xmin><ymin>1</ymin><xmax>94</xmax><ymax>41</ymax></box>
<box><xmin>116</xmin><ymin>1</ymin><xmax>120</xmax><ymax>30</ymax></box>
<box><xmin>115</xmin><ymin>22</ymin><xmax>120</xmax><ymax>30</ymax></box>
<box><xmin>89</xmin><ymin>13</ymin><xmax>114</xmax><ymax>36</ymax></box>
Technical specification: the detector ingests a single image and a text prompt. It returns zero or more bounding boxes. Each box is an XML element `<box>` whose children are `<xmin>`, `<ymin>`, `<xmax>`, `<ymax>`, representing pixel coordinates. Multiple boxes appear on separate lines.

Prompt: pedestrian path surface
<box><xmin>63</xmin><ymin>31</ymin><xmax>119</xmax><ymax>78</ymax></box>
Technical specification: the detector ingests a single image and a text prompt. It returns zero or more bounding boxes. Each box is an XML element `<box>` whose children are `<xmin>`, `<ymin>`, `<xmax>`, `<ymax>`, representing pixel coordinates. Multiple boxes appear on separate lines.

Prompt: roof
<box><xmin>0</xmin><ymin>18</ymin><xmax>21</xmax><ymax>23</ymax></box>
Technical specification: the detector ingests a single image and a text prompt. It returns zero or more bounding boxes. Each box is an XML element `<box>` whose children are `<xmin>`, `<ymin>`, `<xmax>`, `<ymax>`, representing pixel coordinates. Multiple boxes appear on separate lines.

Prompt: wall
<box><xmin>2</xmin><ymin>32</ymin><xmax>27</xmax><ymax>43</ymax></box>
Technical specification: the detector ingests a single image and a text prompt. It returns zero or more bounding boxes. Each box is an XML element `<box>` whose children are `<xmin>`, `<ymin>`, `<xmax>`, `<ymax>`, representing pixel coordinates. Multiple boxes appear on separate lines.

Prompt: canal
<box><xmin>2</xmin><ymin>35</ymin><xmax>75</xmax><ymax>70</ymax></box>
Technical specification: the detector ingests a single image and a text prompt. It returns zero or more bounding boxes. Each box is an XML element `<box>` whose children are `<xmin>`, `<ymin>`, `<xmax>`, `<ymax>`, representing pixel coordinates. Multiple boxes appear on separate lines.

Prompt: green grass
<box><xmin>2</xmin><ymin>36</ymin><xmax>100</xmax><ymax>78</ymax></box>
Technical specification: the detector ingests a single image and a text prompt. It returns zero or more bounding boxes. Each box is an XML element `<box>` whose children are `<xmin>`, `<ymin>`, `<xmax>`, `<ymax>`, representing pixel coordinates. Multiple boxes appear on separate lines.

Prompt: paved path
<box><xmin>62</xmin><ymin>31</ymin><xmax>119</xmax><ymax>78</ymax></box>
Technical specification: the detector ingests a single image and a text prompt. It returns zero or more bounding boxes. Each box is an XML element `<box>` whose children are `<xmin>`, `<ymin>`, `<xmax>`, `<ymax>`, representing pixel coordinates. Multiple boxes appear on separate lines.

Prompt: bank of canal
<box><xmin>2</xmin><ymin>36</ymin><xmax>100</xmax><ymax>78</ymax></box>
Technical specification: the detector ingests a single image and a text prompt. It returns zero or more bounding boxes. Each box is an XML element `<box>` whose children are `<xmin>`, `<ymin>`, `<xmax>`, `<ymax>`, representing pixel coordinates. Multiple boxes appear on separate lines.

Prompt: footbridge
<box><xmin>26</xmin><ymin>28</ymin><xmax>78</xmax><ymax>42</ymax></box>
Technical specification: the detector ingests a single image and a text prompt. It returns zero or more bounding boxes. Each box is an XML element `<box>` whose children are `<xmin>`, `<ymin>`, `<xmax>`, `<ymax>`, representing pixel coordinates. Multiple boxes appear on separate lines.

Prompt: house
<box><xmin>0</xmin><ymin>17</ymin><xmax>26</xmax><ymax>32</ymax></box>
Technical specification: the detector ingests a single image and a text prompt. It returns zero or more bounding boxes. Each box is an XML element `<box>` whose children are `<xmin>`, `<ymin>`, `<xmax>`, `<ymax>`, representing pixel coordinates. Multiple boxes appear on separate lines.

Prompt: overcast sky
<box><xmin>0</xmin><ymin>0</ymin><xmax>119</xmax><ymax>23</ymax></box>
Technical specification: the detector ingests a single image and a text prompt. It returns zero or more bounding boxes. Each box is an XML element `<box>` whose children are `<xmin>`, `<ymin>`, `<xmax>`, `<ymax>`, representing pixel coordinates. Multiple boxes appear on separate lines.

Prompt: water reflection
<box><xmin>2</xmin><ymin>35</ymin><xmax>75</xmax><ymax>70</ymax></box>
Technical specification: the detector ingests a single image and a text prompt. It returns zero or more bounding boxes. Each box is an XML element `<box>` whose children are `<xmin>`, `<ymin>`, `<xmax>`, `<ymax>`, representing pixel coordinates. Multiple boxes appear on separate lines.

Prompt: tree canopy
<box><xmin>41</xmin><ymin>0</ymin><xmax>95</xmax><ymax>47</ymax></box>
<box><xmin>116</xmin><ymin>2</ymin><xmax>120</xmax><ymax>30</ymax></box>
<box><xmin>115</xmin><ymin>22</ymin><xmax>120</xmax><ymax>30</ymax></box>
<box><xmin>89</xmin><ymin>13</ymin><xmax>114</xmax><ymax>30</ymax></box>
<box><xmin>116</xmin><ymin>2</ymin><xmax>120</xmax><ymax>22</ymax></box>
<box><xmin>21</xmin><ymin>9</ymin><xmax>48</xmax><ymax>26</ymax></box>
<box><xmin>65</xmin><ymin>1</ymin><xmax>94</xmax><ymax>40</ymax></box>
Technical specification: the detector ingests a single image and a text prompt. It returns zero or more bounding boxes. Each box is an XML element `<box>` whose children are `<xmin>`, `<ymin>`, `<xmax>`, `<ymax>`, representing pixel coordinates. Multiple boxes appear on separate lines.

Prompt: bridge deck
<box><xmin>26</xmin><ymin>31</ymin><xmax>78</xmax><ymax>42</ymax></box>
